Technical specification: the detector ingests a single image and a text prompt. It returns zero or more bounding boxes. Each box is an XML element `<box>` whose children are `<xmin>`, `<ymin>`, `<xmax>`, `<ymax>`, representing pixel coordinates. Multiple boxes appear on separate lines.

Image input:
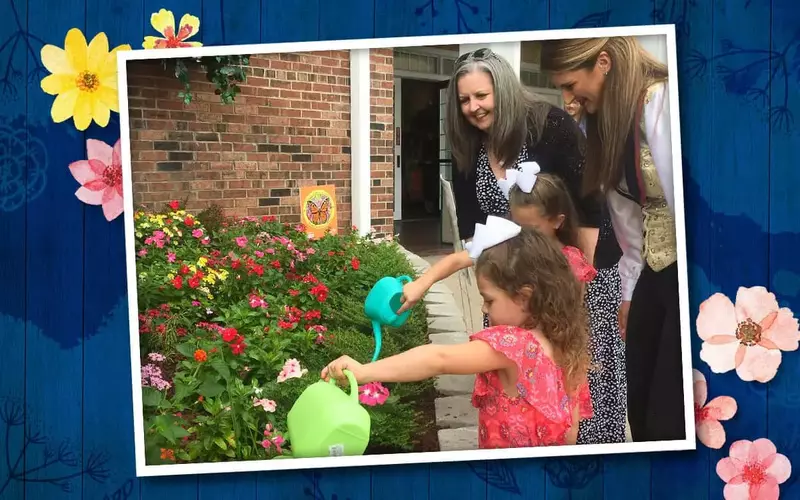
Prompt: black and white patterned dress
<box><xmin>472</xmin><ymin>142</ymin><xmax>628</xmax><ymax>445</ymax></box>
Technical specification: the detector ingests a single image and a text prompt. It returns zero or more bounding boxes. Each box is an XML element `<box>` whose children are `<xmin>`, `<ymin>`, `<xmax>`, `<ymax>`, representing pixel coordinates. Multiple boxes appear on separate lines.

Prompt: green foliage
<box><xmin>134</xmin><ymin>201</ymin><xmax>434</xmax><ymax>464</ymax></box>
<box><xmin>165</xmin><ymin>55</ymin><xmax>251</xmax><ymax>105</ymax></box>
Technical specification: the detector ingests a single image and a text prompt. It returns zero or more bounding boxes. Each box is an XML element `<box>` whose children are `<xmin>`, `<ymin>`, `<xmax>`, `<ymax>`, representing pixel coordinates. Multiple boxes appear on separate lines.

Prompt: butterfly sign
<box><xmin>300</xmin><ymin>185</ymin><xmax>337</xmax><ymax>239</ymax></box>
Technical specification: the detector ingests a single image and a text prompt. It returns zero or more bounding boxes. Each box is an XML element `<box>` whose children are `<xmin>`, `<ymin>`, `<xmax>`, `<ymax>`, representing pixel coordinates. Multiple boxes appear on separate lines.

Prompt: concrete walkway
<box><xmin>398</xmin><ymin>247</ymin><xmax>481</xmax><ymax>451</ymax></box>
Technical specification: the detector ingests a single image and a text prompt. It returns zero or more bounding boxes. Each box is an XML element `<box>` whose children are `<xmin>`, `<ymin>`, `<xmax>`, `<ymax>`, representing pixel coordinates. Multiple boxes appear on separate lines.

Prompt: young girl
<box><xmin>323</xmin><ymin>227</ymin><xmax>593</xmax><ymax>448</ymax></box>
<box><xmin>399</xmin><ymin>164</ymin><xmax>628</xmax><ymax>445</ymax></box>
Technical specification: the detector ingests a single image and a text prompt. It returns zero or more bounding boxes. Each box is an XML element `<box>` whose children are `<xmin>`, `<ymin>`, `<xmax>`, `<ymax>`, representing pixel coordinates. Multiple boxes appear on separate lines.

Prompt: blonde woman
<box><xmin>541</xmin><ymin>37</ymin><xmax>683</xmax><ymax>443</ymax></box>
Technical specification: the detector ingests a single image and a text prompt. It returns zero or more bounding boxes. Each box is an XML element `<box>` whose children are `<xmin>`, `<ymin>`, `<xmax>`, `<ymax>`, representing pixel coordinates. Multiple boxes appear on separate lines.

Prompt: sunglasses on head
<box><xmin>455</xmin><ymin>47</ymin><xmax>495</xmax><ymax>65</ymax></box>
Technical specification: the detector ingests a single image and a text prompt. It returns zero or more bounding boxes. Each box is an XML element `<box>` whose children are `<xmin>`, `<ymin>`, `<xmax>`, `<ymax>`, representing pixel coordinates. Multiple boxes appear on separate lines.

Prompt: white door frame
<box><xmin>393</xmin><ymin>77</ymin><xmax>402</xmax><ymax>221</ymax></box>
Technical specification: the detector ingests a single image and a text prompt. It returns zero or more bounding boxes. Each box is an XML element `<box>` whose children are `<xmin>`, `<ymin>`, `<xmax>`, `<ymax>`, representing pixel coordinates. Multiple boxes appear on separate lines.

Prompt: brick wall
<box><xmin>126</xmin><ymin>49</ymin><xmax>395</xmax><ymax>237</ymax></box>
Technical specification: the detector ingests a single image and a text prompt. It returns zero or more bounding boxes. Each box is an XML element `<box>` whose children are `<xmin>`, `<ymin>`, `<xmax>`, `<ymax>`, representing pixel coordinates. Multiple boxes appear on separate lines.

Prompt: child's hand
<box><xmin>321</xmin><ymin>356</ymin><xmax>368</xmax><ymax>385</ymax></box>
<box><xmin>397</xmin><ymin>280</ymin><xmax>428</xmax><ymax>313</ymax></box>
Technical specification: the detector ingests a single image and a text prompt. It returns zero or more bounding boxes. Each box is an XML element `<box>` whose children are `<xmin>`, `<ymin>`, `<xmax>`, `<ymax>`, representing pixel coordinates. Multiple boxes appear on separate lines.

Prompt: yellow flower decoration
<box><xmin>40</xmin><ymin>28</ymin><xmax>131</xmax><ymax>131</ymax></box>
<box><xmin>143</xmin><ymin>9</ymin><xmax>202</xmax><ymax>49</ymax></box>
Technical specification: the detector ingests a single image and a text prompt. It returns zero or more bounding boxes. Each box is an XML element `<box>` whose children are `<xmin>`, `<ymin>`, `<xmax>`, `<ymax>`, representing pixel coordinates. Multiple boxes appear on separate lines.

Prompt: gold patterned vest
<box><xmin>616</xmin><ymin>81</ymin><xmax>678</xmax><ymax>272</ymax></box>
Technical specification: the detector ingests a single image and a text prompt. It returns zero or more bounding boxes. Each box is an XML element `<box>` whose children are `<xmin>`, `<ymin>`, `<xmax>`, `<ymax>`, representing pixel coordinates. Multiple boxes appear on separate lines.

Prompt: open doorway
<box><xmin>400</xmin><ymin>78</ymin><xmax>442</xmax><ymax>221</ymax></box>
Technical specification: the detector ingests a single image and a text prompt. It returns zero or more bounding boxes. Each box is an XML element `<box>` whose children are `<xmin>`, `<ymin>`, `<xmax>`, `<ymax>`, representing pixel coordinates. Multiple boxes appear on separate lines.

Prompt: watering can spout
<box><xmin>363</xmin><ymin>275</ymin><xmax>413</xmax><ymax>362</ymax></box>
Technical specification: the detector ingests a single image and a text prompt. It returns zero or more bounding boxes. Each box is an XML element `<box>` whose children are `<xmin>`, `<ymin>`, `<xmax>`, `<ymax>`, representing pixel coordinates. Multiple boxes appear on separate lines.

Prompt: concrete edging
<box><xmin>396</xmin><ymin>244</ymin><xmax>479</xmax><ymax>452</ymax></box>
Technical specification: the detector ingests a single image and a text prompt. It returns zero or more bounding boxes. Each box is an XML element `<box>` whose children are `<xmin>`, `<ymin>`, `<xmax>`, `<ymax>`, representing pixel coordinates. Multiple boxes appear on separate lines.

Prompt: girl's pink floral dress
<box><xmin>470</xmin><ymin>325</ymin><xmax>594</xmax><ymax>448</ymax></box>
<box><xmin>561</xmin><ymin>245</ymin><xmax>598</xmax><ymax>283</ymax></box>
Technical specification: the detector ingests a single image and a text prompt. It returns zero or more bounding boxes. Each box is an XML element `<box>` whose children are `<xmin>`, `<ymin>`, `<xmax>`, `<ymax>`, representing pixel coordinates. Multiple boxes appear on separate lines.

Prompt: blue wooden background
<box><xmin>1</xmin><ymin>0</ymin><xmax>799</xmax><ymax>498</ymax></box>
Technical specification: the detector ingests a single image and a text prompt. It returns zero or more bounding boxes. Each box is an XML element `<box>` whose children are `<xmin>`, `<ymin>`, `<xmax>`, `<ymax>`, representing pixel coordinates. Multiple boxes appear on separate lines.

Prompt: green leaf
<box><xmin>214</xmin><ymin>437</ymin><xmax>228</xmax><ymax>450</ymax></box>
<box><xmin>199</xmin><ymin>379</ymin><xmax>226</xmax><ymax>399</ymax></box>
<box><xmin>210</xmin><ymin>357</ymin><xmax>232</xmax><ymax>381</ymax></box>
<box><xmin>141</xmin><ymin>387</ymin><xmax>163</xmax><ymax>407</ymax></box>
<box><xmin>176</xmin><ymin>342</ymin><xmax>197</xmax><ymax>358</ymax></box>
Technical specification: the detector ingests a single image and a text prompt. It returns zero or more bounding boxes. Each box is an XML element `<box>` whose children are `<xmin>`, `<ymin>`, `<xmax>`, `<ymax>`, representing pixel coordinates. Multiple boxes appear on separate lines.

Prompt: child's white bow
<box><xmin>464</xmin><ymin>215</ymin><xmax>522</xmax><ymax>260</ymax></box>
<box><xmin>497</xmin><ymin>161</ymin><xmax>542</xmax><ymax>199</ymax></box>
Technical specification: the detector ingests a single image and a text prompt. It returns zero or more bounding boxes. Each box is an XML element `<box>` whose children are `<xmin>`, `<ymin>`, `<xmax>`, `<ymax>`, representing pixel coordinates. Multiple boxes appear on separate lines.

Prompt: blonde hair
<box><xmin>475</xmin><ymin>228</ymin><xmax>590</xmax><ymax>396</ymax></box>
<box><xmin>540</xmin><ymin>37</ymin><xmax>668</xmax><ymax>195</ymax></box>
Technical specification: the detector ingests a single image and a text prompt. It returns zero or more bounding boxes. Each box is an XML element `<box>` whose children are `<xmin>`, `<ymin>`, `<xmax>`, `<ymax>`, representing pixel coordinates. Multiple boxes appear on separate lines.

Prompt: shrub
<box><xmin>134</xmin><ymin>201</ymin><xmax>433</xmax><ymax>464</ymax></box>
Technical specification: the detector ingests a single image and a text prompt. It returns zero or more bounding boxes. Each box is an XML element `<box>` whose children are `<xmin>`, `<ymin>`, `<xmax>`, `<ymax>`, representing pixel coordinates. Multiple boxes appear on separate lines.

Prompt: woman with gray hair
<box><xmin>445</xmin><ymin>48</ymin><xmax>627</xmax><ymax>445</ymax></box>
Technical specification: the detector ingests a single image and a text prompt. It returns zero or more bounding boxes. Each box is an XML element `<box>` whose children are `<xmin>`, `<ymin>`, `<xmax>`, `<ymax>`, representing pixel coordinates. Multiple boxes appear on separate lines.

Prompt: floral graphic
<box><xmin>0</xmin><ymin>0</ymin><xmax>50</xmax><ymax>99</ymax></box>
<box><xmin>68</xmin><ymin>138</ymin><xmax>124</xmax><ymax>221</ymax></box>
<box><xmin>0</xmin><ymin>396</ymin><xmax>110</xmax><ymax>496</ymax></box>
<box><xmin>684</xmin><ymin>32</ymin><xmax>800</xmax><ymax>132</ymax></box>
<box><xmin>0</xmin><ymin>117</ymin><xmax>48</xmax><ymax>212</ymax></box>
<box><xmin>693</xmin><ymin>369</ymin><xmax>737</xmax><ymax>449</ymax></box>
<box><xmin>696</xmin><ymin>286</ymin><xmax>800</xmax><ymax>382</ymax></box>
<box><xmin>716</xmin><ymin>438</ymin><xmax>791</xmax><ymax>499</ymax></box>
<box><xmin>39</xmin><ymin>28</ymin><xmax>131</xmax><ymax>131</ymax></box>
<box><xmin>143</xmin><ymin>9</ymin><xmax>202</xmax><ymax>49</ymax></box>
<box><xmin>358</xmin><ymin>382</ymin><xmax>389</xmax><ymax>406</ymax></box>
<box><xmin>414</xmin><ymin>0</ymin><xmax>484</xmax><ymax>33</ymax></box>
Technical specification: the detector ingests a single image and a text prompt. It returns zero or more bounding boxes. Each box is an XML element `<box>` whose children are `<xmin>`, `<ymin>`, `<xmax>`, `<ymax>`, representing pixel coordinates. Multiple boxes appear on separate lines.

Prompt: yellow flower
<box><xmin>197</xmin><ymin>257</ymin><xmax>208</xmax><ymax>268</ymax></box>
<box><xmin>167</xmin><ymin>273</ymin><xmax>175</xmax><ymax>280</ymax></box>
<box><xmin>40</xmin><ymin>28</ymin><xmax>131</xmax><ymax>131</ymax></box>
<box><xmin>143</xmin><ymin>9</ymin><xmax>202</xmax><ymax>49</ymax></box>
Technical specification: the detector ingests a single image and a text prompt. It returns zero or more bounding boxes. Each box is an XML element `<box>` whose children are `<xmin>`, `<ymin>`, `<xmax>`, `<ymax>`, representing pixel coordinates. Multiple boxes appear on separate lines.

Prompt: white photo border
<box><xmin>118</xmin><ymin>23</ymin><xmax>696</xmax><ymax>478</ymax></box>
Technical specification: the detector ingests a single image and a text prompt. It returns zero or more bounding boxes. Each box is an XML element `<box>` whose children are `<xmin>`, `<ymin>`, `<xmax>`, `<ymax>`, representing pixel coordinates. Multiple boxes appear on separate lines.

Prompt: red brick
<box><xmin>127</xmin><ymin>50</ymin><xmax>394</xmax><ymax>235</ymax></box>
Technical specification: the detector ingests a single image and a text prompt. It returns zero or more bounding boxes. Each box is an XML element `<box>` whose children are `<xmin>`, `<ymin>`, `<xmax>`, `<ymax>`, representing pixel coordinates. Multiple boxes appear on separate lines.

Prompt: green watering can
<box><xmin>363</xmin><ymin>275</ymin><xmax>413</xmax><ymax>362</ymax></box>
<box><xmin>283</xmin><ymin>369</ymin><xmax>371</xmax><ymax>458</ymax></box>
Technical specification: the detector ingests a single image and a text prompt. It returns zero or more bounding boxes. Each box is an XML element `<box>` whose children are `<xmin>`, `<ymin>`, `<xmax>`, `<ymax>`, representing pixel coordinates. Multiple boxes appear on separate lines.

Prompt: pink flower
<box><xmin>235</xmin><ymin>236</ymin><xmax>248</xmax><ymax>248</ymax></box>
<box><xmin>167</xmin><ymin>252</ymin><xmax>176</xmax><ymax>263</ymax></box>
<box><xmin>717</xmin><ymin>438</ymin><xmax>791</xmax><ymax>499</ymax></box>
<box><xmin>693</xmin><ymin>369</ymin><xmax>737</xmax><ymax>449</ymax></box>
<box><xmin>68</xmin><ymin>138</ymin><xmax>124</xmax><ymax>221</ymax></box>
<box><xmin>697</xmin><ymin>287</ymin><xmax>800</xmax><ymax>383</ymax></box>
<box><xmin>192</xmin><ymin>229</ymin><xmax>203</xmax><ymax>238</ymax></box>
<box><xmin>138</xmin><ymin>249</ymin><xmax>147</xmax><ymax>257</ymax></box>
<box><xmin>253</xmin><ymin>398</ymin><xmax>276</xmax><ymax>412</ymax></box>
<box><xmin>254</xmin><ymin>250</ymin><xmax>264</xmax><ymax>258</ymax></box>
<box><xmin>358</xmin><ymin>382</ymin><xmax>390</xmax><ymax>406</ymax></box>
<box><xmin>277</xmin><ymin>358</ymin><xmax>308</xmax><ymax>383</ymax></box>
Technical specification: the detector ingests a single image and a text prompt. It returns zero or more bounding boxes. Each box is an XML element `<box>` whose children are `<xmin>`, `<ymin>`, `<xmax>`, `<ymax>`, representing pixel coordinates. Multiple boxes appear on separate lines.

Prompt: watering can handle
<box><xmin>398</xmin><ymin>275</ymin><xmax>412</xmax><ymax>284</ymax></box>
<box><xmin>328</xmin><ymin>369</ymin><xmax>360</xmax><ymax>402</ymax></box>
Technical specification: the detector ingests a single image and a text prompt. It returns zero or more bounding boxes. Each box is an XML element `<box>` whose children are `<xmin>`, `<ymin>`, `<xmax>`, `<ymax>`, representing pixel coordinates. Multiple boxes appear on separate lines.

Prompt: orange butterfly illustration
<box><xmin>306</xmin><ymin>196</ymin><xmax>331</xmax><ymax>226</ymax></box>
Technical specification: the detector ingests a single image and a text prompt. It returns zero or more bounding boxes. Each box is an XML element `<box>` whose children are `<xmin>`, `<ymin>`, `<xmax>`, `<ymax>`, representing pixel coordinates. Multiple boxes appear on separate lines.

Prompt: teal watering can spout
<box><xmin>371</xmin><ymin>321</ymin><xmax>382</xmax><ymax>363</ymax></box>
<box><xmin>364</xmin><ymin>275</ymin><xmax>413</xmax><ymax>362</ymax></box>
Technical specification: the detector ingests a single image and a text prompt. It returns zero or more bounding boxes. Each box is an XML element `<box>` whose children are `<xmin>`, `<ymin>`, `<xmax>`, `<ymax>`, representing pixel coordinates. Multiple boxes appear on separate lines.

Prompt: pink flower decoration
<box><xmin>69</xmin><ymin>138</ymin><xmax>124</xmax><ymax>221</ymax></box>
<box><xmin>358</xmin><ymin>382</ymin><xmax>390</xmax><ymax>406</ymax></box>
<box><xmin>697</xmin><ymin>286</ymin><xmax>800</xmax><ymax>383</ymax></box>
<box><xmin>717</xmin><ymin>438</ymin><xmax>791</xmax><ymax>499</ymax></box>
<box><xmin>693</xmin><ymin>369</ymin><xmax>737</xmax><ymax>449</ymax></box>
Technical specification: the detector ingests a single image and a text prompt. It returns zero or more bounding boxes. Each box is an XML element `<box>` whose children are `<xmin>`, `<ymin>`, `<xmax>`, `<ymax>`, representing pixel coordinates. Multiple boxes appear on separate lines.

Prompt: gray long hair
<box><xmin>444</xmin><ymin>50</ymin><xmax>552</xmax><ymax>177</ymax></box>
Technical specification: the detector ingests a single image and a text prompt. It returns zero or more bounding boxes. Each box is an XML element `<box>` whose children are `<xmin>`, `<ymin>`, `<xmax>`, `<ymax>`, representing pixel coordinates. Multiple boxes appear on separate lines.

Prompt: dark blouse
<box><xmin>451</xmin><ymin>106</ymin><xmax>622</xmax><ymax>270</ymax></box>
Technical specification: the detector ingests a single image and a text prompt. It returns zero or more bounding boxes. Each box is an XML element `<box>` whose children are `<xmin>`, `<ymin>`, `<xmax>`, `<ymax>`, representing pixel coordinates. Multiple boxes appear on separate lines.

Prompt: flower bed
<box><xmin>134</xmin><ymin>201</ymin><xmax>437</xmax><ymax>464</ymax></box>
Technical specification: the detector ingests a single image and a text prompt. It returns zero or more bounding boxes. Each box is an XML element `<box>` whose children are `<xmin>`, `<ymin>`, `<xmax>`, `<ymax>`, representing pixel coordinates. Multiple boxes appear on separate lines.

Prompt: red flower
<box><xmin>184</xmin><ymin>216</ymin><xmax>194</xmax><ymax>226</ymax></box>
<box><xmin>179</xmin><ymin>264</ymin><xmax>190</xmax><ymax>275</ymax></box>
<box><xmin>231</xmin><ymin>259</ymin><xmax>241</xmax><ymax>269</ymax></box>
<box><xmin>169</xmin><ymin>200</ymin><xmax>180</xmax><ymax>210</ymax></box>
<box><xmin>176</xmin><ymin>328</ymin><xmax>188</xmax><ymax>337</ymax></box>
<box><xmin>188</xmin><ymin>277</ymin><xmax>201</xmax><ymax>288</ymax></box>
<box><xmin>222</xmin><ymin>328</ymin><xmax>238</xmax><ymax>343</ymax></box>
<box><xmin>288</xmin><ymin>289</ymin><xmax>299</xmax><ymax>297</ymax></box>
<box><xmin>305</xmin><ymin>310</ymin><xmax>321</xmax><ymax>321</ymax></box>
<box><xmin>156</xmin><ymin>324</ymin><xmax>166</xmax><ymax>334</ymax></box>
<box><xmin>310</xmin><ymin>283</ymin><xmax>329</xmax><ymax>303</ymax></box>
<box><xmin>194</xmin><ymin>349</ymin><xmax>207</xmax><ymax>362</ymax></box>
<box><xmin>231</xmin><ymin>342</ymin><xmax>246</xmax><ymax>355</ymax></box>
<box><xmin>351</xmin><ymin>257</ymin><xmax>360</xmax><ymax>270</ymax></box>
<box><xmin>172</xmin><ymin>276</ymin><xmax>183</xmax><ymax>289</ymax></box>
<box><xmin>270</xmin><ymin>260</ymin><xmax>281</xmax><ymax>269</ymax></box>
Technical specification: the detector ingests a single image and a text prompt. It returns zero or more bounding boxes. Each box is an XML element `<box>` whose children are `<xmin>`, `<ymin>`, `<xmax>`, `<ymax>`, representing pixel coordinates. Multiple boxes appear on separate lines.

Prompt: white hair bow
<box><xmin>496</xmin><ymin>161</ymin><xmax>541</xmax><ymax>200</ymax></box>
<box><xmin>464</xmin><ymin>215</ymin><xmax>522</xmax><ymax>260</ymax></box>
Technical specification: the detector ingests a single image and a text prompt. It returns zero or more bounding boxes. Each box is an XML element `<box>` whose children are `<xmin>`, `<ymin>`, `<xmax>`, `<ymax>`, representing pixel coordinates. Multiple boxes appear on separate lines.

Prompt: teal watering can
<box><xmin>363</xmin><ymin>275</ymin><xmax>413</xmax><ymax>362</ymax></box>
<box><xmin>282</xmin><ymin>369</ymin><xmax>371</xmax><ymax>458</ymax></box>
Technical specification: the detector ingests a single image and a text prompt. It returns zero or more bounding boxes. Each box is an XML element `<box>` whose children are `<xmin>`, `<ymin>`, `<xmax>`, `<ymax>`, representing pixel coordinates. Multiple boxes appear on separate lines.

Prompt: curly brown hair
<box><xmin>508</xmin><ymin>172</ymin><xmax>581</xmax><ymax>249</ymax></box>
<box><xmin>475</xmin><ymin>227</ymin><xmax>590</xmax><ymax>396</ymax></box>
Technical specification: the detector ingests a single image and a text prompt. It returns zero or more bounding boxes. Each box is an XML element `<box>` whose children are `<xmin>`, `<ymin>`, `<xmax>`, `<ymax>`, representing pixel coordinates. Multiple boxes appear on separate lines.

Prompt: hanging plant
<box><xmin>164</xmin><ymin>55</ymin><xmax>251</xmax><ymax>105</ymax></box>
